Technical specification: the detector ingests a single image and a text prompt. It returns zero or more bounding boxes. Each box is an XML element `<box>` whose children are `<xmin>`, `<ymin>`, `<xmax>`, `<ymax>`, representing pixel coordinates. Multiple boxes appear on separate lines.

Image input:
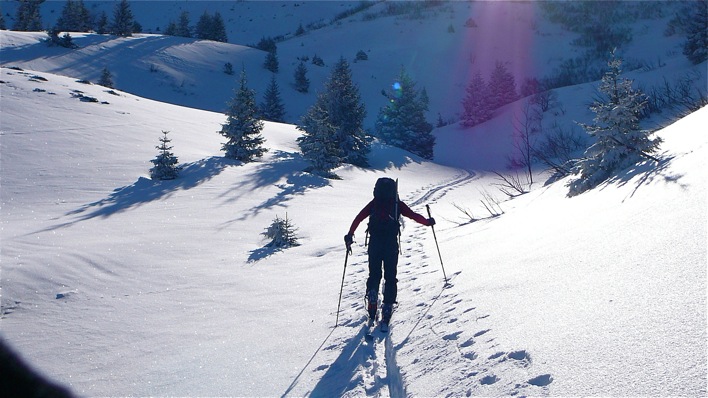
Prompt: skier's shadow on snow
<box><xmin>286</xmin><ymin>323</ymin><xmax>375</xmax><ymax>398</ymax></box>
<box><xmin>39</xmin><ymin>156</ymin><xmax>234</xmax><ymax>233</ymax></box>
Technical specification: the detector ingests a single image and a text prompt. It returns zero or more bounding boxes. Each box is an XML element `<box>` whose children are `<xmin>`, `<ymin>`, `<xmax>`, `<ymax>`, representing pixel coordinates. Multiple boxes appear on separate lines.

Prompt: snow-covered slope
<box><xmin>1</xmin><ymin>1</ymin><xmax>706</xmax><ymax>396</ymax></box>
<box><xmin>1</xmin><ymin>64</ymin><xmax>706</xmax><ymax>396</ymax></box>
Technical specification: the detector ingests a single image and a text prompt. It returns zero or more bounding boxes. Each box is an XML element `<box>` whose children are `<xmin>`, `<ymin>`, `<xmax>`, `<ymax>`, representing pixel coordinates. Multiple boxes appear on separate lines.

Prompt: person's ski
<box><xmin>380</xmin><ymin>320</ymin><xmax>390</xmax><ymax>333</ymax></box>
<box><xmin>364</xmin><ymin>318</ymin><xmax>375</xmax><ymax>342</ymax></box>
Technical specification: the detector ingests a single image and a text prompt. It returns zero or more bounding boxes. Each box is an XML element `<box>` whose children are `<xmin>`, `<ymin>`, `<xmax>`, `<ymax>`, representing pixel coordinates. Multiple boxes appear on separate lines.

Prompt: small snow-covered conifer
<box><xmin>150</xmin><ymin>131</ymin><xmax>181</xmax><ymax>180</ymax></box>
<box><xmin>570</xmin><ymin>51</ymin><xmax>662</xmax><ymax>196</ymax></box>
<box><xmin>219</xmin><ymin>69</ymin><xmax>267</xmax><ymax>162</ymax></box>
<box><xmin>262</xmin><ymin>213</ymin><xmax>299</xmax><ymax>248</ymax></box>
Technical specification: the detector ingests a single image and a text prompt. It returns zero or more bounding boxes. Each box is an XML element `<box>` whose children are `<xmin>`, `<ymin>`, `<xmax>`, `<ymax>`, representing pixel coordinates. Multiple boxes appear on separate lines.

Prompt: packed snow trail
<box><xmin>282</xmin><ymin>172</ymin><xmax>553</xmax><ymax>397</ymax></box>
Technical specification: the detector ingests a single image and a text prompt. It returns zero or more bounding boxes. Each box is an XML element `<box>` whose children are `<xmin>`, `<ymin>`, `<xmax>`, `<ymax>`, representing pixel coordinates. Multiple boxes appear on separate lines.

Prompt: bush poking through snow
<box><xmin>262</xmin><ymin>214</ymin><xmax>299</xmax><ymax>248</ymax></box>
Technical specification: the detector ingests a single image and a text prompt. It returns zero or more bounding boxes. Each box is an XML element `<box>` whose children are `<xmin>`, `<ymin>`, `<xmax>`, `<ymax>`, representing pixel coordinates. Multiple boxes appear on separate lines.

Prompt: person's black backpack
<box><xmin>368</xmin><ymin>177</ymin><xmax>400</xmax><ymax>237</ymax></box>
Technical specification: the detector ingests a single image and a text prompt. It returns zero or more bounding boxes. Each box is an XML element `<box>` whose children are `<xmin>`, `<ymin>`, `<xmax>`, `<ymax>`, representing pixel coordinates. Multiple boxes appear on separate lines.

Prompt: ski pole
<box><xmin>335</xmin><ymin>248</ymin><xmax>350</xmax><ymax>327</ymax></box>
<box><xmin>426</xmin><ymin>204</ymin><xmax>448</xmax><ymax>284</ymax></box>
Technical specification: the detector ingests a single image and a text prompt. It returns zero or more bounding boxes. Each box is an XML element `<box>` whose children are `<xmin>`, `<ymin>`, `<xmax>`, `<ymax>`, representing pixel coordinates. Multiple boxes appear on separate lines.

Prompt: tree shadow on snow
<box><xmin>36</xmin><ymin>156</ymin><xmax>235</xmax><ymax>233</ymax></box>
<box><xmin>367</xmin><ymin>141</ymin><xmax>422</xmax><ymax>171</ymax></box>
<box><xmin>218</xmin><ymin>150</ymin><xmax>331</xmax><ymax>224</ymax></box>
<box><xmin>600</xmin><ymin>154</ymin><xmax>687</xmax><ymax>200</ymax></box>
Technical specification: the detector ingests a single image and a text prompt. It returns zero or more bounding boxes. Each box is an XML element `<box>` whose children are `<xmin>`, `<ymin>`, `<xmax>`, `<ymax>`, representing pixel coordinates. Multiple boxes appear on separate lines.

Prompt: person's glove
<box><xmin>344</xmin><ymin>234</ymin><xmax>353</xmax><ymax>253</ymax></box>
<box><xmin>427</xmin><ymin>217</ymin><xmax>436</xmax><ymax>226</ymax></box>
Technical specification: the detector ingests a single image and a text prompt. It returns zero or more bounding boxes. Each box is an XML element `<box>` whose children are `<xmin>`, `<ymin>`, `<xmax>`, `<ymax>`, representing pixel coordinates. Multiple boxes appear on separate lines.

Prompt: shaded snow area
<box><xmin>1</xmin><ymin>1</ymin><xmax>707</xmax><ymax>396</ymax></box>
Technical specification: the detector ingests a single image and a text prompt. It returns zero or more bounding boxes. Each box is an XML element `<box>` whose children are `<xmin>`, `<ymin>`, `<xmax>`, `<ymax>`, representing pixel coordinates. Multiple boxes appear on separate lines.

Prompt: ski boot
<box><xmin>366</xmin><ymin>290</ymin><xmax>378</xmax><ymax>320</ymax></box>
<box><xmin>381</xmin><ymin>303</ymin><xmax>393</xmax><ymax>332</ymax></box>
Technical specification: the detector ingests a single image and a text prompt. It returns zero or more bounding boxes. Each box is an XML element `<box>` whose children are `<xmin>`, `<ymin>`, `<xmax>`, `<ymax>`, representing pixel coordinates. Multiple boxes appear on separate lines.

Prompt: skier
<box><xmin>344</xmin><ymin>177</ymin><xmax>435</xmax><ymax>328</ymax></box>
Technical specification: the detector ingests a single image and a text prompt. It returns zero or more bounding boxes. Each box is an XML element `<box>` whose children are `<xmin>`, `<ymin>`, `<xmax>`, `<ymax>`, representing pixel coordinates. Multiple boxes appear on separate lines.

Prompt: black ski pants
<box><xmin>366</xmin><ymin>234</ymin><xmax>399</xmax><ymax>304</ymax></box>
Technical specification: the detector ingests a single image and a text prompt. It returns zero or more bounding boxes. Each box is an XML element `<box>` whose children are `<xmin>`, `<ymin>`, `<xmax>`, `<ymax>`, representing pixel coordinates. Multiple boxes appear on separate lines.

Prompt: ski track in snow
<box><xmin>290</xmin><ymin>173</ymin><xmax>553</xmax><ymax>397</ymax></box>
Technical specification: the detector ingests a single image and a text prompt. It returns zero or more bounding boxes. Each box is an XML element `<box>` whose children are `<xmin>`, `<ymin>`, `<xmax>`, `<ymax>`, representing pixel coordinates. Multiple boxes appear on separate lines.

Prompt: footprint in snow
<box><xmin>459</xmin><ymin>338</ymin><xmax>475</xmax><ymax>348</ymax></box>
<box><xmin>507</xmin><ymin>350</ymin><xmax>531</xmax><ymax>362</ymax></box>
<box><xmin>528</xmin><ymin>374</ymin><xmax>553</xmax><ymax>386</ymax></box>
<box><xmin>480</xmin><ymin>375</ymin><xmax>499</xmax><ymax>385</ymax></box>
<box><xmin>442</xmin><ymin>331</ymin><xmax>463</xmax><ymax>340</ymax></box>
<box><xmin>474</xmin><ymin>329</ymin><xmax>490</xmax><ymax>337</ymax></box>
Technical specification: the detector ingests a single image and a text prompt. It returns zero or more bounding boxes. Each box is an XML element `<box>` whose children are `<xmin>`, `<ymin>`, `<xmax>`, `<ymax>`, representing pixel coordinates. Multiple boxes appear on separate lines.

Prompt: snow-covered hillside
<box><xmin>1</xmin><ymin>1</ymin><xmax>707</xmax><ymax>396</ymax></box>
<box><xmin>1</xmin><ymin>61</ymin><xmax>705</xmax><ymax>397</ymax></box>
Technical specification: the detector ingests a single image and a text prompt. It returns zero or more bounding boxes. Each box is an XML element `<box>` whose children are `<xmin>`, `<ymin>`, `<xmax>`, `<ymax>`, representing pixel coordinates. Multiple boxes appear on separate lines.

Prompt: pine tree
<box><xmin>175</xmin><ymin>11</ymin><xmax>191</xmax><ymax>38</ymax></box>
<box><xmin>325</xmin><ymin>57</ymin><xmax>369</xmax><ymax>167</ymax></box>
<box><xmin>194</xmin><ymin>11</ymin><xmax>227</xmax><ymax>42</ymax></box>
<box><xmin>293</xmin><ymin>62</ymin><xmax>310</xmax><ymax>93</ymax></box>
<box><xmin>488</xmin><ymin>61</ymin><xmax>519</xmax><ymax>110</ymax></box>
<box><xmin>98</xmin><ymin>67</ymin><xmax>114</xmax><ymax>88</ymax></box>
<box><xmin>375</xmin><ymin>68</ymin><xmax>434</xmax><ymax>159</ymax></box>
<box><xmin>111</xmin><ymin>0</ymin><xmax>134</xmax><ymax>37</ymax></box>
<box><xmin>260</xmin><ymin>74</ymin><xmax>286</xmax><ymax>123</ymax></box>
<box><xmin>570</xmin><ymin>51</ymin><xmax>662</xmax><ymax>196</ymax></box>
<box><xmin>56</xmin><ymin>0</ymin><xmax>91</xmax><ymax>32</ymax></box>
<box><xmin>164</xmin><ymin>21</ymin><xmax>176</xmax><ymax>36</ymax></box>
<box><xmin>48</xmin><ymin>30</ymin><xmax>77</xmax><ymax>48</ymax></box>
<box><xmin>297</xmin><ymin>57</ymin><xmax>369</xmax><ymax>175</ymax></box>
<box><xmin>13</xmin><ymin>0</ymin><xmax>44</xmax><ymax>31</ymax></box>
<box><xmin>297</xmin><ymin>101</ymin><xmax>342</xmax><ymax>176</ymax></box>
<box><xmin>682</xmin><ymin>1</ymin><xmax>707</xmax><ymax>65</ymax></box>
<box><xmin>263</xmin><ymin>49</ymin><xmax>279</xmax><ymax>73</ymax></box>
<box><xmin>461</xmin><ymin>71</ymin><xmax>492</xmax><ymax>127</ymax></box>
<box><xmin>262</xmin><ymin>213</ymin><xmax>299</xmax><ymax>248</ymax></box>
<box><xmin>95</xmin><ymin>11</ymin><xmax>109</xmax><ymax>34</ymax></box>
<box><xmin>149</xmin><ymin>131</ymin><xmax>181</xmax><ymax>180</ymax></box>
<box><xmin>194</xmin><ymin>11</ymin><xmax>212</xmax><ymax>40</ymax></box>
<box><xmin>219</xmin><ymin>69</ymin><xmax>267</xmax><ymax>162</ymax></box>
<box><xmin>211</xmin><ymin>12</ymin><xmax>228</xmax><ymax>42</ymax></box>
<box><xmin>0</xmin><ymin>11</ymin><xmax>5</xmax><ymax>30</ymax></box>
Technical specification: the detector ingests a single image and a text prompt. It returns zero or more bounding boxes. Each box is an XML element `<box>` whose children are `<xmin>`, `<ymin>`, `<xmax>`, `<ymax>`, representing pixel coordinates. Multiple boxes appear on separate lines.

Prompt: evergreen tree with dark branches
<box><xmin>56</xmin><ymin>0</ymin><xmax>91</xmax><ymax>32</ymax></box>
<box><xmin>98</xmin><ymin>67</ymin><xmax>114</xmax><ymax>88</ymax></box>
<box><xmin>260</xmin><ymin>74</ymin><xmax>286</xmax><ymax>123</ymax></box>
<box><xmin>13</xmin><ymin>0</ymin><xmax>44</xmax><ymax>31</ymax></box>
<box><xmin>375</xmin><ymin>68</ymin><xmax>434</xmax><ymax>159</ymax></box>
<box><xmin>294</xmin><ymin>62</ymin><xmax>310</xmax><ymax>93</ymax></box>
<box><xmin>461</xmin><ymin>71</ymin><xmax>492</xmax><ymax>127</ymax></box>
<box><xmin>111</xmin><ymin>0</ymin><xmax>134</xmax><ymax>37</ymax></box>
<box><xmin>682</xmin><ymin>1</ymin><xmax>707</xmax><ymax>65</ymax></box>
<box><xmin>488</xmin><ymin>61</ymin><xmax>518</xmax><ymax>110</ymax></box>
<box><xmin>150</xmin><ymin>131</ymin><xmax>181</xmax><ymax>180</ymax></box>
<box><xmin>219</xmin><ymin>69</ymin><xmax>267</xmax><ymax>162</ymax></box>
<box><xmin>297</xmin><ymin>57</ymin><xmax>369</xmax><ymax>175</ymax></box>
<box><xmin>174</xmin><ymin>11</ymin><xmax>191</xmax><ymax>38</ymax></box>
<box><xmin>263</xmin><ymin>48</ymin><xmax>279</xmax><ymax>73</ymax></box>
